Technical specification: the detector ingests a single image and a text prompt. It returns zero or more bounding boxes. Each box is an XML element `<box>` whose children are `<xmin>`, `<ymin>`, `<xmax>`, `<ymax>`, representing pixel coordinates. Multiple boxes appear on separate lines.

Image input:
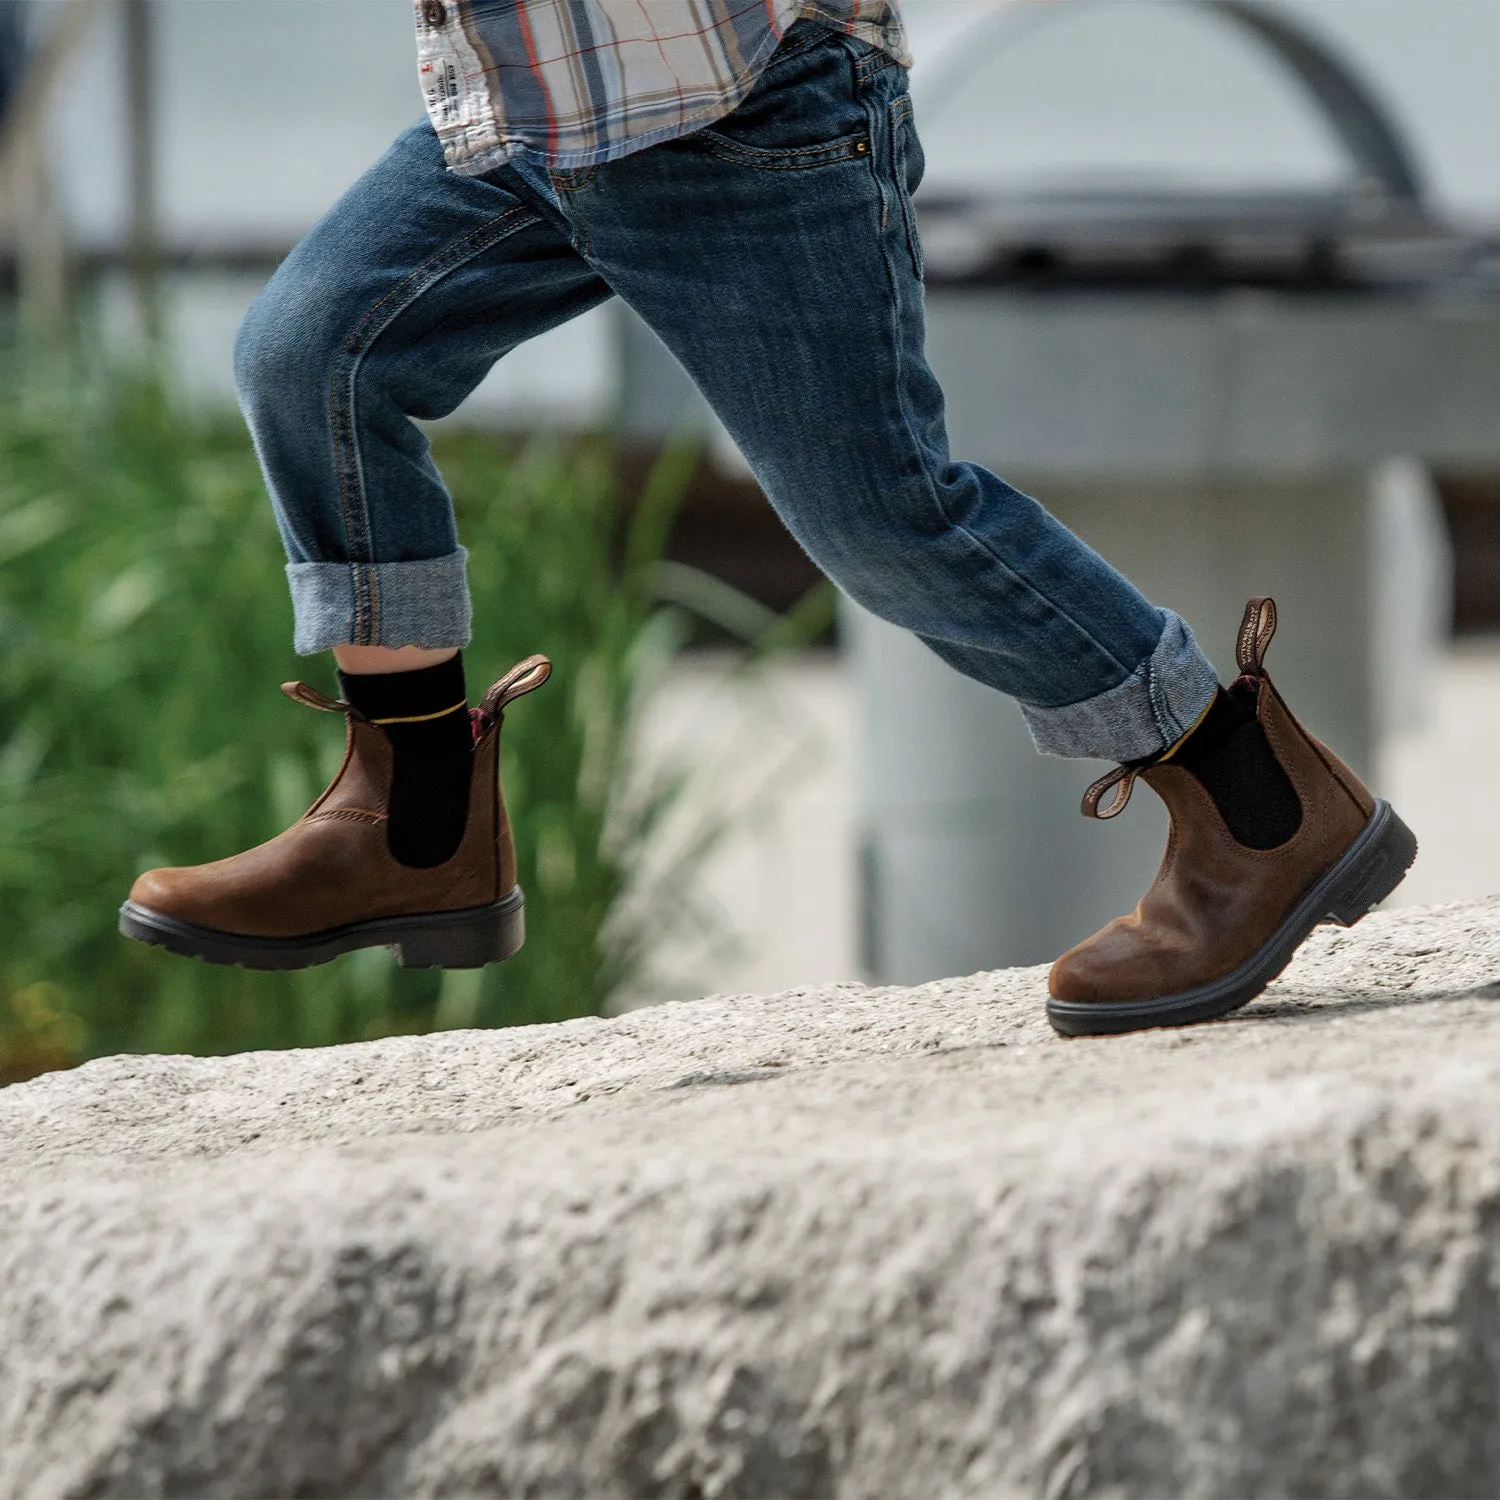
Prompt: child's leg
<box><xmin>233</xmin><ymin>121</ymin><xmax>610</xmax><ymax>659</ymax></box>
<box><xmin>537</xmin><ymin>24</ymin><xmax>1412</xmax><ymax>1028</ymax></box>
<box><xmin>120</xmin><ymin>122</ymin><xmax>603</xmax><ymax>968</ymax></box>
<box><xmin>545</xmin><ymin>28</ymin><xmax>1214</xmax><ymax>766</ymax></box>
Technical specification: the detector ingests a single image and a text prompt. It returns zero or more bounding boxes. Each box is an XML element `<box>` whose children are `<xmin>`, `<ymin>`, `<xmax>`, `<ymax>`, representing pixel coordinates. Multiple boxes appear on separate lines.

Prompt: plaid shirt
<box><xmin>416</xmin><ymin>0</ymin><xmax>909</xmax><ymax>173</ymax></box>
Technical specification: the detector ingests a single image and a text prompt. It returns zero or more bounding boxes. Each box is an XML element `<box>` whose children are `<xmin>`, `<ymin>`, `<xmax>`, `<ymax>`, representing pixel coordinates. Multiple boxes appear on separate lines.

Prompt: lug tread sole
<box><xmin>118</xmin><ymin>887</ymin><xmax>526</xmax><ymax>971</ymax></box>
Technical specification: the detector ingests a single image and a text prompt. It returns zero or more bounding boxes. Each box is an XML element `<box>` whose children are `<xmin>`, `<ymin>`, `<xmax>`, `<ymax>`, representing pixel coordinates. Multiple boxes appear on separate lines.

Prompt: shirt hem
<box><xmin>435</xmin><ymin>12</ymin><xmax>909</xmax><ymax>176</ymax></box>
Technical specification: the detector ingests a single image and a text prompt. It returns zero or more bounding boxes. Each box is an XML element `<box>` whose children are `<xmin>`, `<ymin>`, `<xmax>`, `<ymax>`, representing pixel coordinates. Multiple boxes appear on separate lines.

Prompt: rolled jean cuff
<box><xmin>286</xmin><ymin>550</ymin><xmax>472</xmax><ymax>655</ymax></box>
<box><xmin>1021</xmin><ymin>610</ymin><xmax>1219</xmax><ymax>762</ymax></box>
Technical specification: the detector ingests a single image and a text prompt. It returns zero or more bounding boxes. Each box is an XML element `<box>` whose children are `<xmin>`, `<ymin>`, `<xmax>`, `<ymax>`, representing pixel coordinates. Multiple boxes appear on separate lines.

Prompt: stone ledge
<box><xmin>3</xmin><ymin>899</ymin><xmax>1500</xmax><ymax>1498</ymax></box>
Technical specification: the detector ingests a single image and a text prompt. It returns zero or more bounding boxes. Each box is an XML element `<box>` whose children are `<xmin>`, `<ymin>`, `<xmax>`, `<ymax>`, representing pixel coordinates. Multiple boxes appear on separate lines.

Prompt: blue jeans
<box><xmin>234</xmin><ymin>23</ymin><xmax>1216</xmax><ymax>761</ymax></box>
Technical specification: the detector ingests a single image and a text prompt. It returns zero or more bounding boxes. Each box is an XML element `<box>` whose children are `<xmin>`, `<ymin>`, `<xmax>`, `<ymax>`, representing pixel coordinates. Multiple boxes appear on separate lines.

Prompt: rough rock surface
<box><xmin>4</xmin><ymin>900</ymin><xmax>1500</xmax><ymax>1499</ymax></box>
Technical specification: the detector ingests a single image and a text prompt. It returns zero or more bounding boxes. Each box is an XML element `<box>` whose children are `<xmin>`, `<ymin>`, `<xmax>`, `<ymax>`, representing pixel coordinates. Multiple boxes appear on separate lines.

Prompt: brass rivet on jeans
<box><xmin>855</xmin><ymin>140</ymin><xmax>869</xmax><ymax>154</ymax></box>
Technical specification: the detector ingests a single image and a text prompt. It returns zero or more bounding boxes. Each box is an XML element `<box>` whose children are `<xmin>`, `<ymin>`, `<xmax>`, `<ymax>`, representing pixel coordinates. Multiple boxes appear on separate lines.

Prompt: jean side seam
<box><xmin>1148</xmin><ymin>641</ymin><xmax>1204</xmax><ymax>746</ymax></box>
<box><xmin>856</xmin><ymin>80</ymin><xmax>1141</xmax><ymax>687</ymax></box>
<box><xmin>939</xmin><ymin>526</ymin><xmax>1138</xmax><ymax>685</ymax></box>
<box><xmin>332</xmin><ymin>200</ymin><xmax>540</xmax><ymax>538</ymax></box>
<box><xmin>866</xmin><ymin>106</ymin><xmax>1140</xmax><ymax>689</ymax></box>
<box><xmin>1148</xmin><ymin>661</ymin><xmax>1178</xmax><ymax>745</ymax></box>
<box><xmin>327</xmin><ymin>203</ymin><xmax>540</xmax><ymax>644</ymax></box>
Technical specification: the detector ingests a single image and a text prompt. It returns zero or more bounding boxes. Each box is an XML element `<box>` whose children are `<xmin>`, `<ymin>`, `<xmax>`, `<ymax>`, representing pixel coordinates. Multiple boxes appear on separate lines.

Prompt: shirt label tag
<box><xmin>420</xmin><ymin>53</ymin><xmax>463</xmax><ymax>125</ymax></box>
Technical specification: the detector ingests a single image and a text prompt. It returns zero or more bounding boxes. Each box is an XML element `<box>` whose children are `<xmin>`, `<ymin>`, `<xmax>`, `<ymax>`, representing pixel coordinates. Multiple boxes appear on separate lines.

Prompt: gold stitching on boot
<box><xmin>369</xmin><ymin>699</ymin><xmax>468</xmax><ymax>726</ymax></box>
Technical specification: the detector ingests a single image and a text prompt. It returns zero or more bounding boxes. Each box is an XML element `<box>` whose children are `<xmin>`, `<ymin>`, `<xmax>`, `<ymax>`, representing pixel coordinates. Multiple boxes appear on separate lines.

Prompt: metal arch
<box><xmin>1210</xmin><ymin>1</ymin><xmax>1422</xmax><ymax>202</ymax></box>
<box><xmin>918</xmin><ymin>0</ymin><xmax>1425</xmax><ymax>205</ymax></box>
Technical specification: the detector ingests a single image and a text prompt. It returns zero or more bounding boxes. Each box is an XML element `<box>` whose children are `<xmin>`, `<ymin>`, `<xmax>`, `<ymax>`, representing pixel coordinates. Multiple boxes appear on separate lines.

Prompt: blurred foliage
<box><xmin>0</xmin><ymin>375</ymin><xmax>832</xmax><ymax>1085</ymax></box>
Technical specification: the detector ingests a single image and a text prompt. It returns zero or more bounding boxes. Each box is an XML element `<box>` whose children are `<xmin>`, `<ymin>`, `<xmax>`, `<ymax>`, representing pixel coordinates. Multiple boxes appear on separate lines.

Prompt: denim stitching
<box><xmin>1022</xmin><ymin>617</ymin><xmax>1216</xmax><ymax>759</ymax></box>
<box><xmin>550</xmin><ymin>165</ymin><xmax>598</xmax><ymax>191</ymax></box>
<box><xmin>547</xmin><ymin>170</ymin><xmax>594</xmax><ymax>254</ymax></box>
<box><xmin>690</xmin><ymin>127</ymin><xmax>870</xmax><ymax>171</ymax></box>
<box><xmin>696</xmin><ymin>130</ymin><xmax>866</xmax><ymax>160</ymax></box>
<box><xmin>888</xmin><ymin>97</ymin><xmax>923</xmax><ymax>280</ymax></box>
<box><xmin>350</xmin><ymin>562</ymin><xmax>366</xmax><ymax>643</ymax></box>
<box><xmin>328</xmin><ymin>203</ymin><xmax>539</xmax><ymax>643</ymax></box>
<box><xmin>853</xmin><ymin>45</ymin><xmax>896</xmax><ymax>84</ymax></box>
<box><xmin>692</xmin><ymin>131</ymin><xmax>869</xmax><ymax>172</ymax></box>
<box><xmin>1147</xmin><ymin>661</ymin><xmax>1176</xmax><ymax>744</ymax></box>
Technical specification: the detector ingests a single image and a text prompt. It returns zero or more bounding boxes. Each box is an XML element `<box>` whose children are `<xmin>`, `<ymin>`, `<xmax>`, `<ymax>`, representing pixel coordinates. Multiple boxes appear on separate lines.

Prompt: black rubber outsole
<box><xmin>118</xmin><ymin>887</ymin><xmax>526</xmax><ymax>971</ymax></box>
<box><xmin>1046</xmin><ymin>800</ymin><xmax>1418</xmax><ymax>1037</ymax></box>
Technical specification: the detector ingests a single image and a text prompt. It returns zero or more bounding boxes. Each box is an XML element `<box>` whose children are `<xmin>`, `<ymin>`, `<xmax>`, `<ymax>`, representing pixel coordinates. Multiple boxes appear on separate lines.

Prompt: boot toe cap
<box><xmin>1048</xmin><ymin>944</ymin><xmax>1111</xmax><ymax>1005</ymax></box>
<box><xmin>1048</xmin><ymin>918</ymin><xmax>1160</xmax><ymax>1005</ymax></box>
<box><xmin>128</xmin><ymin>865</ymin><xmax>200</xmax><ymax>920</ymax></box>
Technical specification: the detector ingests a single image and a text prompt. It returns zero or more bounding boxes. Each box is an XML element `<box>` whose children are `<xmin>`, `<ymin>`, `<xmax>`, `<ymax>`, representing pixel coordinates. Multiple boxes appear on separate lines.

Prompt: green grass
<box><xmin>0</xmin><ymin>375</ymin><xmax>829</xmax><ymax>1084</ymax></box>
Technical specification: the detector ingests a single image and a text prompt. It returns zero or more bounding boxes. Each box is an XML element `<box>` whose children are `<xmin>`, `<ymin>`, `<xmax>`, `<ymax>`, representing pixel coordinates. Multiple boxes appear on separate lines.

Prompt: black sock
<box><xmin>1168</xmin><ymin>684</ymin><xmax>1302</xmax><ymax>850</ymax></box>
<box><xmin>337</xmin><ymin>653</ymin><xmax>473</xmax><ymax>868</ymax></box>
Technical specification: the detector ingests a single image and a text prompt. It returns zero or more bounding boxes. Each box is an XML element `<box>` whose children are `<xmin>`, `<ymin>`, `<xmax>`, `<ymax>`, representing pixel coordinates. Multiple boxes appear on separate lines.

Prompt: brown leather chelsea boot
<box><xmin>118</xmin><ymin>656</ymin><xmax>551</xmax><ymax>970</ymax></box>
<box><xmin>1047</xmin><ymin>599</ymin><xmax>1416</xmax><ymax>1036</ymax></box>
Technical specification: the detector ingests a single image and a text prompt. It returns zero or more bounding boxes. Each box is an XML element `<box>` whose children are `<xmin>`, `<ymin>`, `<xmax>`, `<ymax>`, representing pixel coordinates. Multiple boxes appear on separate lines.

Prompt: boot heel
<box><xmin>1324</xmin><ymin>803</ymin><xmax>1418</xmax><ymax>927</ymax></box>
<box><xmin>394</xmin><ymin>891</ymin><xmax>525</xmax><ymax>969</ymax></box>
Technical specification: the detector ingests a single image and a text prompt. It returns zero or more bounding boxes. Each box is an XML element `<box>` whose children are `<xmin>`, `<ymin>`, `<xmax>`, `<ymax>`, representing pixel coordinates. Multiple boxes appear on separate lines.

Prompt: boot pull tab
<box><xmin>1236</xmin><ymin>597</ymin><xmax>1278</xmax><ymax>676</ymax></box>
<box><xmin>281</xmin><ymin>681</ymin><xmax>360</xmax><ymax>717</ymax></box>
<box><xmin>1082</xmin><ymin>764</ymin><xmax>1141</xmax><ymax>820</ymax></box>
<box><xmin>479</xmin><ymin>655</ymin><xmax>552</xmax><ymax>724</ymax></box>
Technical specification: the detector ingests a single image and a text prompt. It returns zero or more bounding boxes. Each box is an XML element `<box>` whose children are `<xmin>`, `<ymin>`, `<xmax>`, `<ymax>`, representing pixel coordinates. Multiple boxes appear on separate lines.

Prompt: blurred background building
<box><xmin>3</xmin><ymin>0</ymin><xmax>1499</xmax><ymax>1002</ymax></box>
